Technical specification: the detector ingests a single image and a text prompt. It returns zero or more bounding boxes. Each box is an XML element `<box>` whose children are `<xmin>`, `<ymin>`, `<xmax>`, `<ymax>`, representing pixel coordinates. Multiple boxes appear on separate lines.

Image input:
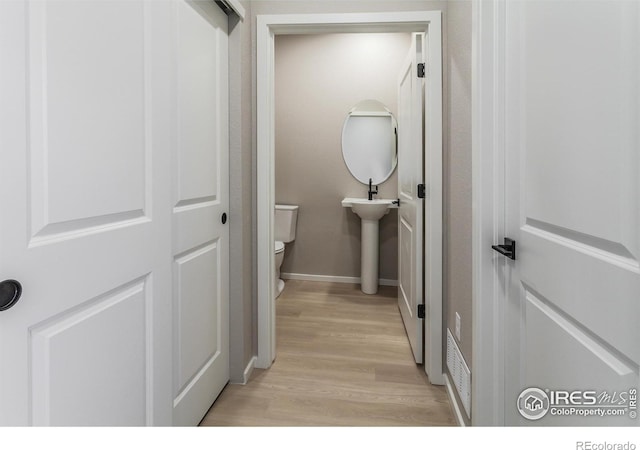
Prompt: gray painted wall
<box><xmin>275</xmin><ymin>33</ymin><xmax>411</xmax><ymax>280</ymax></box>
<box><xmin>445</xmin><ymin>0</ymin><xmax>472</xmax><ymax>369</ymax></box>
<box><xmin>228</xmin><ymin>3</ymin><xmax>255</xmax><ymax>383</ymax></box>
<box><xmin>444</xmin><ymin>0</ymin><xmax>472</xmax><ymax>424</ymax></box>
<box><xmin>228</xmin><ymin>0</ymin><xmax>473</xmax><ymax>393</ymax></box>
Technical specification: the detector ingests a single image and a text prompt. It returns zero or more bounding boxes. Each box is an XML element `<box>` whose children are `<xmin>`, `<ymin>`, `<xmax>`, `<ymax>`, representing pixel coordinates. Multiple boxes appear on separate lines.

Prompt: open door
<box><xmin>397</xmin><ymin>33</ymin><xmax>425</xmax><ymax>365</ymax></box>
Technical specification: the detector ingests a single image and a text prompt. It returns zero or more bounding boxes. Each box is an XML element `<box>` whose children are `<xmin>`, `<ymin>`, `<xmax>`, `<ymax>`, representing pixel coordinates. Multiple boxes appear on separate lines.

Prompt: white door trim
<box><xmin>255</xmin><ymin>11</ymin><xmax>443</xmax><ymax>385</ymax></box>
<box><xmin>471</xmin><ymin>0</ymin><xmax>507</xmax><ymax>425</ymax></box>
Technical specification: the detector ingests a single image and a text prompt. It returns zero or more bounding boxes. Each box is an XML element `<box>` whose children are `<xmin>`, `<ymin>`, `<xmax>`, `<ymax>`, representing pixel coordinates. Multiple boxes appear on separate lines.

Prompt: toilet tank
<box><xmin>274</xmin><ymin>204</ymin><xmax>299</xmax><ymax>243</ymax></box>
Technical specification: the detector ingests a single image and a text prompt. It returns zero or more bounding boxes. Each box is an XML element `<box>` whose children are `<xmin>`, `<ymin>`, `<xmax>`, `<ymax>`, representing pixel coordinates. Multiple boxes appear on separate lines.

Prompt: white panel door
<box><xmin>171</xmin><ymin>0</ymin><xmax>229</xmax><ymax>426</ymax></box>
<box><xmin>397</xmin><ymin>33</ymin><xmax>425</xmax><ymax>364</ymax></box>
<box><xmin>0</xmin><ymin>1</ymin><xmax>173</xmax><ymax>425</ymax></box>
<box><xmin>503</xmin><ymin>1</ymin><xmax>639</xmax><ymax>425</ymax></box>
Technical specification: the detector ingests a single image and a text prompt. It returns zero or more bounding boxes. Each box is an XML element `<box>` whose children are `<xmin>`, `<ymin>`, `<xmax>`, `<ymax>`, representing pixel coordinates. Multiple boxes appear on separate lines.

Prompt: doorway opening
<box><xmin>255</xmin><ymin>12</ymin><xmax>443</xmax><ymax>386</ymax></box>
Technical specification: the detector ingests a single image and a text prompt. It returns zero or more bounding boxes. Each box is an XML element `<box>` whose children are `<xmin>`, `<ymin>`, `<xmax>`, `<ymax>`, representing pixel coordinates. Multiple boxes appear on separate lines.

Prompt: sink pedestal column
<box><xmin>342</xmin><ymin>198</ymin><xmax>394</xmax><ymax>295</ymax></box>
<box><xmin>360</xmin><ymin>218</ymin><xmax>379</xmax><ymax>294</ymax></box>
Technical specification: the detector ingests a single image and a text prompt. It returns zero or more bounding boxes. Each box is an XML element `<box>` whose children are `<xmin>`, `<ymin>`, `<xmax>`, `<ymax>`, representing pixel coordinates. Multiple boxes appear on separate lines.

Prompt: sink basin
<box><xmin>350</xmin><ymin>199</ymin><xmax>392</xmax><ymax>221</ymax></box>
<box><xmin>341</xmin><ymin>197</ymin><xmax>397</xmax><ymax>218</ymax></box>
<box><xmin>342</xmin><ymin>198</ymin><xmax>398</xmax><ymax>294</ymax></box>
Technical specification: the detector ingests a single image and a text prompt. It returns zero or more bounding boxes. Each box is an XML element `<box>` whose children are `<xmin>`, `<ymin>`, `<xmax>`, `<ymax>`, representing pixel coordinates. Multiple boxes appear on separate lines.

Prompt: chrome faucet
<box><xmin>368</xmin><ymin>178</ymin><xmax>378</xmax><ymax>201</ymax></box>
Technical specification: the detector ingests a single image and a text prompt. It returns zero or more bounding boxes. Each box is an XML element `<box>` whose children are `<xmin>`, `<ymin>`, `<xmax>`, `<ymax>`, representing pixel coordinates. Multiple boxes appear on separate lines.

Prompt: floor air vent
<box><xmin>446</xmin><ymin>329</ymin><xmax>471</xmax><ymax>418</ymax></box>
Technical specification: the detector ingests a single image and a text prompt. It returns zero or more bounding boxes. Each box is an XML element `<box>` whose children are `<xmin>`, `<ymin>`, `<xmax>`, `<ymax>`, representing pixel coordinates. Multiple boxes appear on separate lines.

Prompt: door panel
<box><xmin>31</xmin><ymin>278</ymin><xmax>148</xmax><ymax>426</ymax></box>
<box><xmin>175</xmin><ymin>243</ymin><xmax>220</xmax><ymax>389</ymax></box>
<box><xmin>175</xmin><ymin>0</ymin><xmax>221</xmax><ymax>206</ymax></box>
<box><xmin>399</xmin><ymin>217</ymin><xmax>413</xmax><ymax>310</ymax></box>
<box><xmin>504</xmin><ymin>0</ymin><xmax>639</xmax><ymax>425</ymax></box>
<box><xmin>29</xmin><ymin>1</ymin><xmax>147</xmax><ymax>230</ymax></box>
<box><xmin>397</xmin><ymin>33</ymin><xmax>424</xmax><ymax>364</ymax></box>
<box><xmin>26</xmin><ymin>0</ymin><xmax>149</xmax><ymax>242</ymax></box>
<box><xmin>521</xmin><ymin>230</ymin><xmax>639</xmax><ymax>364</ymax></box>
<box><xmin>171</xmin><ymin>0</ymin><xmax>229</xmax><ymax>426</ymax></box>
<box><xmin>524</xmin><ymin>291</ymin><xmax>637</xmax><ymax>390</ymax></box>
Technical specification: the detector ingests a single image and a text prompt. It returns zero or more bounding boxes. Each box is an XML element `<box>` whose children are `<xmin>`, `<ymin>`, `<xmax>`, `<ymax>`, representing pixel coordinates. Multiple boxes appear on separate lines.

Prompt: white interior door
<box><xmin>397</xmin><ymin>33</ymin><xmax>425</xmax><ymax>365</ymax></box>
<box><xmin>503</xmin><ymin>1</ymin><xmax>639</xmax><ymax>425</ymax></box>
<box><xmin>0</xmin><ymin>1</ymin><xmax>174</xmax><ymax>426</ymax></box>
<box><xmin>0</xmin><ymin>0</ymin><xmax>230</xmax><ymax>426</ymax></box>
<box><xmin>171</xmin><ymin>0</ymin><xmax>229</xmax><ymax>426</ymax></box>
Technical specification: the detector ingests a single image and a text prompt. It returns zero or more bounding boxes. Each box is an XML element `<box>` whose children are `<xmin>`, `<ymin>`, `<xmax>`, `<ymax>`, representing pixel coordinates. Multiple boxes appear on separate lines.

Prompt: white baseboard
<box><xmin>445</xmin><ymin>372</ymin><xmax>467</xmax><ymax>427</ymax></box>
<box><xmin>231</xmin><ymin>356</ymin><xmax>256</xmax><ymax>385</ymax></box>
<box><xmin>281</xmin><ymin>272</ymin><xmax>398</xmax><ymax>287</ymax></box>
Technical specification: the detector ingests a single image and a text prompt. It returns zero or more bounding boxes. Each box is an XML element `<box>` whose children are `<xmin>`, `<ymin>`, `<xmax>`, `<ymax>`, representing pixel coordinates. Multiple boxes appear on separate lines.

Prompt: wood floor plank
<box><xmin>200</xmin><ymin>280</ymin><xmax>456</xmax><ymax>427</ymax></box>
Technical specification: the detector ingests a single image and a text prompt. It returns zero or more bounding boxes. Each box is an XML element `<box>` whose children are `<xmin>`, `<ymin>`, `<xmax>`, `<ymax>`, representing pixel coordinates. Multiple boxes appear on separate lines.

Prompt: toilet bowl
<box><xmin>274</xmin><ymin>204</ymin><xmax>298</xmax><ymax>298</ymax></box>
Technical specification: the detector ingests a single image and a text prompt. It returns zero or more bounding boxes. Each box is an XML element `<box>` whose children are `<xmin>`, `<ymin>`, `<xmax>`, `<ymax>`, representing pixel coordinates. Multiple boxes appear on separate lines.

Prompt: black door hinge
<box><xmin>417</xmin><ymin>63</ymin><xmax>426</xmax><ymax>78</ymax></box>
<box><xmin>417</xmin><ymin>184</ymin><xmax>425</xmax><ymax>199</ymax></box>
<box><xmin>417</xmin><ymin>304</ymin><xmax>425</xmax><ymax>319</ymax></box>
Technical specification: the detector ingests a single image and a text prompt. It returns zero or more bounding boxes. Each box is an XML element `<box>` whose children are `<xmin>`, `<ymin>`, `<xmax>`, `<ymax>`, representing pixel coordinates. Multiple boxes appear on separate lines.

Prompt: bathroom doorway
<box><xmin>256</xmin><ymin>12</ymin><xmax>443</xmax><ymax>385</ymax></box>
<box><xmin>273</xmin><ymin>32</ymin><xmax>407</xmax><ymax>296</ymax></box>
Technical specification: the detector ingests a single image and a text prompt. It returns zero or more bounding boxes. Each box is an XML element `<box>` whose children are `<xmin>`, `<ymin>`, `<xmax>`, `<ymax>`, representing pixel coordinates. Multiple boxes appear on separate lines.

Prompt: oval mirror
<box><xmin>341</xmin><ymin>99</ymin><xmax>398</xmax><ymax>185</ymax></box>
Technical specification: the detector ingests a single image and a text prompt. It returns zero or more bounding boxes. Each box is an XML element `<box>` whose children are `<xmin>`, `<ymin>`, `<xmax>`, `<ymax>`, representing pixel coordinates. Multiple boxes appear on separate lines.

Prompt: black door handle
<box><xmin>492</xmin><ymin>238</ymin><xmax>516</xmax><ymax>260</ymax></box>
<box><xmin>0</xmin><ymin>279</ymin><xmax>22</xmax><ymax>311</ymax></box>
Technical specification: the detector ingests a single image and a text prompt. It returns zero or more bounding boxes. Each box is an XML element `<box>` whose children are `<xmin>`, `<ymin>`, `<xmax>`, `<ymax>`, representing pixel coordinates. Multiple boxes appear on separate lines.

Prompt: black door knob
<box><xmin>0</xmin><ymin>279</ymin><xmax>22</xmax><ymax>311</ymax></box>
<box><xmin>221</xmin><ymin>213</ymin><xmax>227</xmax><ymax>224</ymax></box>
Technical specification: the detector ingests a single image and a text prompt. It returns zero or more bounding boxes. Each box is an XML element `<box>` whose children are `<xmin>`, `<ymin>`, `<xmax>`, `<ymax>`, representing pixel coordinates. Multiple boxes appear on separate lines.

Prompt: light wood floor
<box><xmin>200</xmin><ymin>280</ymin><xmax>456</xmax><ymax>426</ymax></box>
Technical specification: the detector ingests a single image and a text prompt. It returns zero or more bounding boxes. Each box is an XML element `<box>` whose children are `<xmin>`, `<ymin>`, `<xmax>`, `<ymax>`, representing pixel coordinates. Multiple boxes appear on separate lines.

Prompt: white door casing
<box><xmin>473</xmin><ymin>0</ymin><xmax>640</xmax><ymax>426</ymax></box>
<box><xmin>171</xmin><ymin>0</ymin><xmax>229</xmax><ymax>426</ymax></box>
<box><xmin>397</xmin><ymin>33</ymin><xmax>425</xmax><ymax>365</ymax></box>
<box><xmin>0</xmin><ymin>0</ymin><xmax>229</xmax><ymax>426</ymax></box>
<box><xmin>255</xmin><ymin>13</ymin><xmax>443</xmax><ymax>386</ymax></box>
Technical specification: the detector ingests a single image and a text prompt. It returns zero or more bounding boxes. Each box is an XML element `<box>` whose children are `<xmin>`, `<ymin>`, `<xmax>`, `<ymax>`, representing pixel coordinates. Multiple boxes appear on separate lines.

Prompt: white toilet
<box><xmin>274</xmin><ymin>204</ymin><xmax>299</xmax><ymax>298</ymax></box>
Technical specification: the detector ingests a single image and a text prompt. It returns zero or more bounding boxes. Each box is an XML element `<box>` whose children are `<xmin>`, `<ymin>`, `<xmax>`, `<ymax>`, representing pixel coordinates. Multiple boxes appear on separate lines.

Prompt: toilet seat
<box><xmin>275</xmin><ymin>241</ymin><xmax>285</xmax><ymax>254</ymax></box>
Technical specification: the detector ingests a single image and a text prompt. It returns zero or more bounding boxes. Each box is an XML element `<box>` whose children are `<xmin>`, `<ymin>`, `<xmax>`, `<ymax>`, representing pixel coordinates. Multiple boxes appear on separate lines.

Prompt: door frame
<box><xmin>471</xmin><ymin>0</ymin><xmax>507</xmax><ymax>425</ymax></box>
<box><xmin>255</xmin><ymin>11</ymin><xmax>444</xmax><ymax>385</ymax></box>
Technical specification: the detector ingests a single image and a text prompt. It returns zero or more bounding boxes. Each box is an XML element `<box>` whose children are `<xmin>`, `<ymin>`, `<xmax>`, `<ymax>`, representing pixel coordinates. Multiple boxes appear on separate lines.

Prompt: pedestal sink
<box><xmin>342</xmin><ymin>198</ymin><xmax>398</xmax><ymax>294</ymax></box>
